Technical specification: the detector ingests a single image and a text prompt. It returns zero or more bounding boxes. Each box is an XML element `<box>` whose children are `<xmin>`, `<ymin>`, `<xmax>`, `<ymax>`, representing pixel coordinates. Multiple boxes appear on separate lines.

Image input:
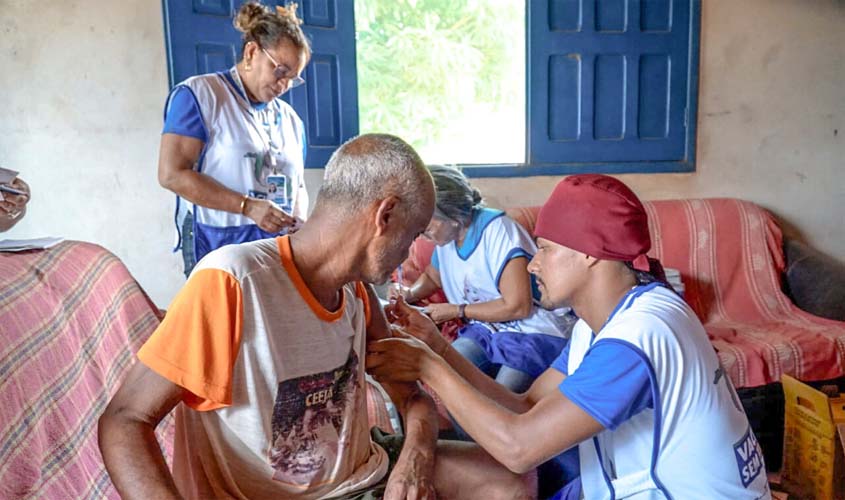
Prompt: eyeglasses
<box><xmin>261</xmin><ymin>47</ymin><xmax>305</xmax><ymax>89</ymax></box>
<box><xmin>423</xmin><ymin>213</ymin><xmax>458</xmax><ymax>240</ymax></box>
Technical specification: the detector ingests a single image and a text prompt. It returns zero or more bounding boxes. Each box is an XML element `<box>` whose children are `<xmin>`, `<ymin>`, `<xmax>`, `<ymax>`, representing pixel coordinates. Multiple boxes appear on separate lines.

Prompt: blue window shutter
<box><xmin>162</xmin><ymin>0</ymin><xmax>241</xmax><ymax>86</ymax></box>
<box><xmin>161</xmin><ymin>0</ymin><xmax>359</xmax><ymax>168</ymax></box>
<box><xmin>527</xmin><ymin>0</ymin><xmax>700</xmax><ymax>171</ymax></box>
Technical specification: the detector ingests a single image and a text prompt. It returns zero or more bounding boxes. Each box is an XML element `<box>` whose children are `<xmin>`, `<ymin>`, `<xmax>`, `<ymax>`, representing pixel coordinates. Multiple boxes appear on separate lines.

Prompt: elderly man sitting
<box><xmin>99</xmin><ymin>134</ymin><xmax>534</xmax><ymax>500</ymax></box>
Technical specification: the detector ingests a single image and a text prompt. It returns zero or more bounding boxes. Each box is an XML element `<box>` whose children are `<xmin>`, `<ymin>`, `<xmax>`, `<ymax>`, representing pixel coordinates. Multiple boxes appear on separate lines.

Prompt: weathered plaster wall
<box><xmin>1</xmin><ymin>0</ymin><xmax>841</xmax><ymax>307</ymax></box>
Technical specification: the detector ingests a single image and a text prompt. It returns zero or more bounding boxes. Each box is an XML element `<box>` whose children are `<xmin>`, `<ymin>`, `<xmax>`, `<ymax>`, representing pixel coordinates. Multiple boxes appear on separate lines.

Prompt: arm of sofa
<box><xmin>783</xmin><ymin>238</ymin><xmax>845</xmax><ymax>321</ymax></box>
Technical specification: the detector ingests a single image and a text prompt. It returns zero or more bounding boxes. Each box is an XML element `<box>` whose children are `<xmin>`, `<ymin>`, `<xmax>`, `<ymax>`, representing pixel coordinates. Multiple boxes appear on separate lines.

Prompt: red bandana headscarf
<box><xmin>534</xmin><ymin>174</ymin><xmax>652</xmax><ymax>271</ymax></box>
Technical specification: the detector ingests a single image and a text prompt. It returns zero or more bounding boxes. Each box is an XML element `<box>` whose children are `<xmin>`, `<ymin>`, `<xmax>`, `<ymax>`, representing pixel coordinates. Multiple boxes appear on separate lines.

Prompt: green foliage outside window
<box><xmin>355</xmin><ymin>0</ymin><xmax>525</xmax><ymax>164</ymax></box>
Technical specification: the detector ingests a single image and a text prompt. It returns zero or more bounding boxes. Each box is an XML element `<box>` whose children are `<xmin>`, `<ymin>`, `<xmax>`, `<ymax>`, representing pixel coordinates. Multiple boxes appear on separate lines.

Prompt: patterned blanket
<box><xmin>0</xmin><ymin>240</ymin><xmax>393</xmax><ymax>499</ymax></box>
<box><xmin>0</xmin><ymin>241</ymin><xmax>168</xmax><ymax>499</ymax></box>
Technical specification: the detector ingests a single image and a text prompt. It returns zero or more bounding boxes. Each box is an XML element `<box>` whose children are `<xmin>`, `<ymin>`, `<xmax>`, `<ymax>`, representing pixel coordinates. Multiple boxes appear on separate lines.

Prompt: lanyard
<box><xmin>228</xmin><ymin>67</ymin><xmax>282</xmax><ymax>172</ymax></box>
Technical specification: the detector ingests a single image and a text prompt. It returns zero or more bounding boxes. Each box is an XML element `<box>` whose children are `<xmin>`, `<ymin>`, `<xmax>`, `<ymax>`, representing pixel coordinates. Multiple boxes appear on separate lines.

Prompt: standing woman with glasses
<box><xmin>158</xmin><ymin>2</ymin><xmax>310</xmax><ymax>276</ymax></box>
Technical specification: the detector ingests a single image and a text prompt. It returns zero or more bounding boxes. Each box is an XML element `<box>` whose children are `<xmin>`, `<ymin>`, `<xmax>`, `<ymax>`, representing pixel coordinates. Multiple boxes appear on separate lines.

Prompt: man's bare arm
<box><xmin>386</xmin><ymin>296</ymin><xmax>562</xmax><ymax>414</ymax></box>
<box><xmin>424</xmin><ymin>359</ymin><xmax>602</xmax><ymax>473</ymax></box>
<box><xmin>368</xmin><ymin>336</ymin><xmax>600</xmax><ymax>474</ymax></box>
<box><xmin>98</xmin><ymin>362</ymin><xmax>186</xmax><ymax>500</ymax></box>
<box><xmin>365</xmin><ymin>285</ymin><xmax>439</xmax><ymax>444</ymax></box>
<box><xmin>364</xmin><ymin>285</ymin><xmax>439</xmax><ymax>498</ymax></box>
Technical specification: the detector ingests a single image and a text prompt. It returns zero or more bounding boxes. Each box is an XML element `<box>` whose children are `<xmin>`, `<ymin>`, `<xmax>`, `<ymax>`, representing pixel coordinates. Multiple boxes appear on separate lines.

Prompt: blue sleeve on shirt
<box><xmin>163</xmin><ymin>86</ymin><xmax>208</xmax><ymax>142</ymax></box>
<box><xmin>550</xmin><ymin>341</ymin><xmax>571</xmax><ymax>375</ymax></box>
<box><xmin>559</xmin><ymin>340</ymin><xmax>653</xmax><ymax>430</ymax></box>
<box><xmin>431</xmin><ymin>250</ymin><xmax>439</xmax><ymax>270</ymax></box>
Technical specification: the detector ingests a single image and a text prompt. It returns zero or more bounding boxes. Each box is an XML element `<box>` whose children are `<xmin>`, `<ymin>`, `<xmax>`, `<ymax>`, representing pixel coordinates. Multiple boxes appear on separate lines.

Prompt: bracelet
<box><xmin>458</xmin><ymin>303</ymin><xmax>468</xmax><ymax>320</ymax></box>
<box><xmin>239</xmin><ymin>195</ymin><xmax>249</xmax><ymax>215</ymax></box>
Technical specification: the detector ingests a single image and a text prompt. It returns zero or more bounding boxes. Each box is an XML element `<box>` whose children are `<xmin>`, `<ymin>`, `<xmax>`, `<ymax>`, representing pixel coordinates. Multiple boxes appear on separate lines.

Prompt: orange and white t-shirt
<box><xmin>138</xmin><ymin>236</ymin><xmax>387</xmax><ymax>499</ymax></box>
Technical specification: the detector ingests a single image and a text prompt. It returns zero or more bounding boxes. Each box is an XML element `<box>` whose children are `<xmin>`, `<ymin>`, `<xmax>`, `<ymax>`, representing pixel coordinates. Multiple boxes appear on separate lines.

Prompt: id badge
<box><xmin>267</xmin><ymin>174</ymin><xmax>289</xmax><ymax>210</ymax></box>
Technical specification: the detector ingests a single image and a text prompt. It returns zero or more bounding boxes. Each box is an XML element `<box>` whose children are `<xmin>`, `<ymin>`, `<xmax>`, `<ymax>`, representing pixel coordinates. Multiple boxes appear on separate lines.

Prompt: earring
<box><xmin>245</xmin><ymin>61</ymin><xmax>252</xmax><ymax>71</ymax></box>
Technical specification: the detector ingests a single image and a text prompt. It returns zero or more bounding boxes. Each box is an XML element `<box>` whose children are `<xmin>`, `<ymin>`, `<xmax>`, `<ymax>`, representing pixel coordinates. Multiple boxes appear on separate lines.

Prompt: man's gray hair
<box><xmin>428</xmin><ymin>165</ymin><xmax>483</xmax><ymax>226</ymax></box>
<box><xmin>318</xmin><ymin>134</ymin><xmax>429</xmax><ymax>212</ymax></box>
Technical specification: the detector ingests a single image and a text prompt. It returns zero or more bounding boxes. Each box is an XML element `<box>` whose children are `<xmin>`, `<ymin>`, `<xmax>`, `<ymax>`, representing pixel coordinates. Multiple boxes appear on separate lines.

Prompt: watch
<box><xmin>458</xmin><ymin>303</ymin><xmax>468</xmax><ymax>320</ymax></box>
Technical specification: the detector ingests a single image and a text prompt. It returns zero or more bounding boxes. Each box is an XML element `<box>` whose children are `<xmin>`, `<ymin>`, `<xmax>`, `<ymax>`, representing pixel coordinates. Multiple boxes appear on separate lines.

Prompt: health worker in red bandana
<box><xmin>370</xmin><ymin>174</ymin><xmax>770</xmax><ymax>500</ymax></box>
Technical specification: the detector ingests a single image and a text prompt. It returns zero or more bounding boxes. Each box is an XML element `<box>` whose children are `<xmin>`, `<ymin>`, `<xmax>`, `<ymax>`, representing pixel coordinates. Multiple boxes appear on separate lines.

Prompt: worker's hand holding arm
<box><xmin>367</xmin><ymin>331</ymin><xmax>604</xmax><ymax>474</ymax></box>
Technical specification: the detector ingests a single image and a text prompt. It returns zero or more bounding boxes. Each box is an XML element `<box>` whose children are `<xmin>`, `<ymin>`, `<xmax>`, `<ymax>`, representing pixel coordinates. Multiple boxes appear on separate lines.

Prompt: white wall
<box><xmin>1</xmin><ymin>0</ymin><xmax>183</xmax><ymax>307</ymax></box>
<box><xmin>1</xmin><ymin>0</ymin><xmax>842</xmax><ymax>308</ymax></box>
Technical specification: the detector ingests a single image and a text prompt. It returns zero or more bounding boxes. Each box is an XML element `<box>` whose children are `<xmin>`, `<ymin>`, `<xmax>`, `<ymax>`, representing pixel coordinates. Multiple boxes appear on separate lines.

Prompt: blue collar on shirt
<box><xmin>590</xmin><ymin>282</ymin><xmax>665</xmax><ymax>346</ymax></box>
<box><xmin>456</xmin><ymin>208</ymin><xmax>505</xmax><ymax>260</ymax></box>
<box><xmin>220</xmin><ymin>70</ymin><xmax>269</xmax><ymax>111</ymax></box>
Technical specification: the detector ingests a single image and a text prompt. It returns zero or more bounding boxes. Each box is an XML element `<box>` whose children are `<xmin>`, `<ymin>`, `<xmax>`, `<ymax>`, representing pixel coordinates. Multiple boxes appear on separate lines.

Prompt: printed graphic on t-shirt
<box><xmin>244</xmin><ymin>151</ymin><xmax>272</xmax><ymax>184</ymax></box>
<box><xmin>269</xmin><ymin>352</ymin><xmax>360</xmax><ymax>486</ymax></box>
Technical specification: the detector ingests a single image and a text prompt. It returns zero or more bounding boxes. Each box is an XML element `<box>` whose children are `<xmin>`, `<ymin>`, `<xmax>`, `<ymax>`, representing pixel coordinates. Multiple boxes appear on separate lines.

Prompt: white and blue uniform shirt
<box><xmin>432</xmin><ymin>208</ymin><xmax>571</xmax><ymax>337</ymax></box>
<box><xmin>163</xmin><ymin>67</ymin><xmax>307</xmax><ymax>263</ymax></box>
<box><xmin>552</xmin><ymin>284</ymin><xmax>770</xmax><ymax>499</ymax></box>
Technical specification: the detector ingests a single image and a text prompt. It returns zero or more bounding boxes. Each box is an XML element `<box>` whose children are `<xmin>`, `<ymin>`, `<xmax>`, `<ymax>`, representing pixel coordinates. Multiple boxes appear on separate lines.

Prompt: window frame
<box><xmin>353</xmin><ymin>0</ymin><xmax>701</xmax><ymax>178</ymax></box>
<box><xmin>465</xmin><ymin>0</ymin><xmax>700</xmax><ymax>178</ymax></box>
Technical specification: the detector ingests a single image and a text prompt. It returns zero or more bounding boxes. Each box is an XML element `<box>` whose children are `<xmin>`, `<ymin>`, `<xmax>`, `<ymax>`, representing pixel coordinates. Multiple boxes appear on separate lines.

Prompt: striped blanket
<box><xmin>0</xmin><ymin>241</ymin><xmax>393</xmax><ymax>499</ymax></box>
<box><xmin>0</xmin><ymin>241</ymin><xmax>168</xmax><ymax>499</ymax></box>
<box><xmin>507</xmin><ymin>198</ymin><xmax>845</xmax><ymax>388</ymax></box>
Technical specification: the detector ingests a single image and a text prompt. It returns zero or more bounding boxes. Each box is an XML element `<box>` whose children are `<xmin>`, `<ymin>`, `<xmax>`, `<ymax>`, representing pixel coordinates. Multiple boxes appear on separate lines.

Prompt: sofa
<box><xmin>397</xmin><ymin>198</ymin><xmax>845</xmax><ymax>469</ymax></box>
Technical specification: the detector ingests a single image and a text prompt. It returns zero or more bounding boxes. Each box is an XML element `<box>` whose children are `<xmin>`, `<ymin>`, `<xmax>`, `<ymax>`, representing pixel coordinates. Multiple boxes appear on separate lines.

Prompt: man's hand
<box><xmin>387</xmin><ymin>283</ymin><xmax>414</xmax><ymax>303</ymax></box>
<box><xmin>0</xmin><ymin>177</ymin><xmax>30</xmax><ymax>219</ymax></box>
<box><xmin>423</xmin><ymin>303</ymin><xmax>459</xmax><ymax>324</ymax></box>
<box><xmin>243</xmin><ymin>198</ymin><xmax>296</xmax><ymax>233</ymax></box>
<box><xmin>385</xmin><ymin>296</ymin><xmax>449</xmax><ymax>356</ymax></box>
<box><xmin>384</xmin><ymin>445</ymin><xmax>437</xmax><ymax>500</ymax></box>
<box><xmin>367</xmin><ymin>332</ymin><xmax>441</xmax><ymax>384</ymax></box>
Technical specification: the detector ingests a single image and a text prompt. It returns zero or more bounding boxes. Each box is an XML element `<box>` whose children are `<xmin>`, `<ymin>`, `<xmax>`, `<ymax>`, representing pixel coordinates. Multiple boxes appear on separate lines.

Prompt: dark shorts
<box><xmin>335</xmin><ymin>428</ymin><xmax>404</xmax><ymax>500</ymax></box>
